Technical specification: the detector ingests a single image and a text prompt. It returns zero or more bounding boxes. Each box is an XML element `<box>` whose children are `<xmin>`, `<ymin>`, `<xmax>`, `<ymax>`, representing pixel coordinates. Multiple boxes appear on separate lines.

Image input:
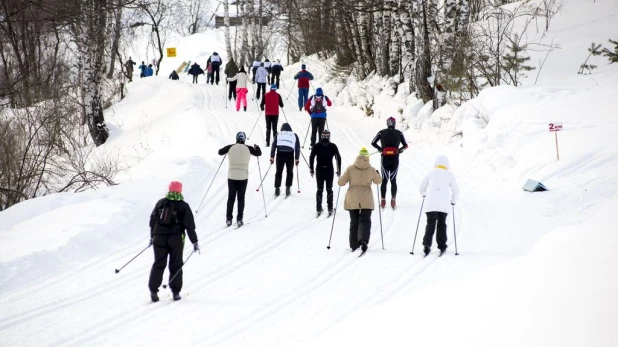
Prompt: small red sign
<box><xmin>549</xmin><ymin>123</ymin><xmax>563</xmax><ymax>132</ymax></box>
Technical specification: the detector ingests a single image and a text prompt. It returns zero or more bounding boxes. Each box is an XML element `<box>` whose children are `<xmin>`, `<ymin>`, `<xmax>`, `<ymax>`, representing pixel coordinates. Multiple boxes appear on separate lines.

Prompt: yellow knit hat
<box><xmin>359</xmin><ymin>147</ymin><xmax>370</xmax><ymax>156</ymax></box>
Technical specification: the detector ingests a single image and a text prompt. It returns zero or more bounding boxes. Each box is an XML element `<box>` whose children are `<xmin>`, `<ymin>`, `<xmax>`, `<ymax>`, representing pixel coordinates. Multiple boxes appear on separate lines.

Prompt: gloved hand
<box><xmin>260</xmin><ymin>106</ymin><xmax>264</xmax><ymax>111</ymax></box>
<box><xmin>270</xmin><ymin>158</ymin><xmax>274</xmax><ymax>164</ymax></box>
<box><xmin>310</xmin><ymin>170</ymin><xmax>315</xmax><ymax>177</ymax></box>
<box><xmin>399</xmin><ymin>147</ymin><xmax>406</xmax><ymax>154</ymax></box>
<box><xmin>296</xmin><ymin>160</ymin><xmax>300</xmax><ymax>166</ymax></box>
<box><xmin>193</xmin><ymin>242</ymin><xmax>200</xmax><ymax>253</ymax></box>
<box><xmin>149</xmin><ymin>237</ymin><xmax>153</xmax><ymax>246</ymax></box>
<box><xmin>336</xmin><ymin>171</ymin><xmax>341</xmax><ymax>177</ymax></box>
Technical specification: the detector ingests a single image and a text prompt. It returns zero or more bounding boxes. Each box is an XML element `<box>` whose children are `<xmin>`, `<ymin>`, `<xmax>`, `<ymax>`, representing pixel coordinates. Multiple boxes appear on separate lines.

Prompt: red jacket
<box><xmin>262</xmin><ymin>90</ymin><xmax>283</xmax><ymax>116</ymax></box>
<box><xmin>294</xmin><ymin>70</ymin><xmax>314</xmax><ymax>89</ymax></box>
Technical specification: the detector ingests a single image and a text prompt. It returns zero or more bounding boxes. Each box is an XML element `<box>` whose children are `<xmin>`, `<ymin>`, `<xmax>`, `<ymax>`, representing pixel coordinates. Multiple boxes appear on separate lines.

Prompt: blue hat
<box><xmin>301</xmin><ymin>64</ymin><xmax>306</xmax><ymax>69</ymax></box>
<box><xmin>316</xmin><ymin>87</ymin><xmax>323</xmax><ymax>96</ymax></box>
<box><xmin>271</xmin><ymin>84</ymin><xmax>277</xmax><ymax>90</ymax></box>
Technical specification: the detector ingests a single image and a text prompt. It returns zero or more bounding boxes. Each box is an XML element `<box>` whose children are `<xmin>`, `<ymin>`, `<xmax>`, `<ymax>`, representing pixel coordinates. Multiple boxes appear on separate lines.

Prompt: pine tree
<box><xmin>578</xmin><ymin>42</ymin><xmax>602</xmax><ymax>75</ymax></box>
<box><xmin>502</xmin><ymin>35</ymin><xmax>535</xmax><ymax>86</ymax></box>
<box><xmin>601</xmin><ymin>39</ymin><xmax>618</xmax><ymax>64</ymax></box>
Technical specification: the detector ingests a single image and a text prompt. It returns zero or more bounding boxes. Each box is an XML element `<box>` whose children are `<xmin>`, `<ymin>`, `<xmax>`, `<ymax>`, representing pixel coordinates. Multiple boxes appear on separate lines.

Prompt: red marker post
<box><xmin>548</xmin><ymin>122</ymin><xmax>563</xmax><ymax>161</ymax></box>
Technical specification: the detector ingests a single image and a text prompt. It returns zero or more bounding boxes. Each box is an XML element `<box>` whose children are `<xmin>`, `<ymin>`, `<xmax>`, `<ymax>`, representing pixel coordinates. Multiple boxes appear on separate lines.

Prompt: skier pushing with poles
<box><xmin>270</xmin><ymin>123</ymin><xmax>300</xmax><ymax>198</ymax></box>
<box><xmin>260</xmin><ymin>84</ymin><xmax>284</xmax><ymax>147</ymax></box>
<box><xmin>294</xmin><ymin>64</ymin><xmax>314</xmax><ymax>111</ymax></box>
<box><xmin>418</xmin><ymin>155</ymin><xmax>460</xmax><ymax>256</ymax></box>
<box><xmin>218</xmin><ymin>132</ymin><xmax>262</xmax><ymax>228</ymax></box>
<box><xmin>305</xmin><ymin>87</ymin><xmax>332</xmax><ymax>150</ymax></box>
<box><xmin>309</xmin><ymin>130</ymin><xmax>341</xmax><ymax>217</ymax></box>
<box><xmin>371</xmin><ymin>117</ymin><xmax>408</xmax><ymax>210</ymax></box>
<box><xmin>148</xmin><ymin>181</ymin><xmax>199</xmax><ymax>302</ymax></box>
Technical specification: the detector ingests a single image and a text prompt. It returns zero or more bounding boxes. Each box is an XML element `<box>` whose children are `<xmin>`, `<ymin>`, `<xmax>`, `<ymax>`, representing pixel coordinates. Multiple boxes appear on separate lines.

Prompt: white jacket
<box><xmin>255</xmin><ymin>67</ymin><xmax>268</xmax><ymax>83</ymax></box>
<box><xmin>227</xmin><ymin>72</ymin><xmax>248</xmax><ymax>88</ymax></box>
<box><xmin>419</xmin><ymin>155</ymin><xmax>460</xmax><ymax>213</ymax></box>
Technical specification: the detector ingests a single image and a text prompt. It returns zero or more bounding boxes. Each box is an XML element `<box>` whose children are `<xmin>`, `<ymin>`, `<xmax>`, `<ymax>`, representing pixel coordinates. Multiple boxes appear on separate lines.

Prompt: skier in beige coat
<box><xmin>338</xmin><ymin>147</ymin><xmax>382</xmax><ymax>252</ymax></box>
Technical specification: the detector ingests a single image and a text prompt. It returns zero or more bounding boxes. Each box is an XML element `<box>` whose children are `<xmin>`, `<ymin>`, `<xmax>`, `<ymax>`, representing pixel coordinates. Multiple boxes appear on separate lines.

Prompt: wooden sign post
<box><xmin>548</xmin><ymin>122</ymin><xmax>563</xmax><ymax>161</ymax></box>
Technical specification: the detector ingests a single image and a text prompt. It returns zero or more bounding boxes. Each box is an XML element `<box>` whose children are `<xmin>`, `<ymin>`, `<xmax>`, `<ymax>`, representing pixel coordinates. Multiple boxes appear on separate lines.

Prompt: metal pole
<box><xmin>257</xmin><ymin>158</ymin><xmax>268</xmax><ymax>217</ymax></box>
<box><xmin>302</xmin><ymin>119</ymin><xmax>311</xmax><ymax>148</ymax></box>
<box><xmin>114</xmin><ymin>244</ymin><xmax>151</xmax><ymax>273</ymax></box>
<box><xmin>247</xmin><ymin>110</ymin><xmax>264</xmax><ymax>140</ymax></box>
<box><xmin>326</xmin><ymin>186</ymin><xmax>342</xmax><ymax>249</ymax></box>
<box><xmin>410</xmin><ymin>197</ymin><xmax>425</xmax><ymax>255</ymax></box>
<box><xmin>196</xmin><ymin>154</ymin><xmax>227</xmax><ymax>213</ymax></box>
<box><xmin>376</xmin><ymin>184</ymin><xmax>384</xmax><ymax>250</ymax></box>
<box><xmin>453</xmin><ymin>204</ymin><xmax>459</xmax><ymax>255</ymax></box>
<box><xmin>162</xmin><ymin>249</ymin><xmax>196</xmax><ymax>289</ymax></box>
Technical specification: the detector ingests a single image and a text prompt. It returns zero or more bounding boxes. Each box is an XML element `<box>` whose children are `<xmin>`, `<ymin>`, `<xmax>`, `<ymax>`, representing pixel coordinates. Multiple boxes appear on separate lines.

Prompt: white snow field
<box><xmin>2</xmin><ymin>1</ymin><xmax>618</xmax><ymax>346</ymax></box>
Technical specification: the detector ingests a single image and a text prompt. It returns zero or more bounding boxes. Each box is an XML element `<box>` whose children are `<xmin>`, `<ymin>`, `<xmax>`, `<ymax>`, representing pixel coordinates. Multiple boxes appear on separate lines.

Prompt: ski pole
<box><xmin>256</xmin><ymin>163</ymin><xmax>273</xmax><ymax>191</ymax></box>
<box><xmin>114</xmin><ymin>243</ymin><xmax>150</xmax><ymax>273</ymax></box>
<box><xmin>370</xmin><ymin>151</ymin><xmax>380</xmax><ymax>156</ymax></box>
<box><xmin>327</xmin><ymin>186</ymin><xmax>342</xmax><ymax>249</ymax></box>
<box><xmin>410</xmin><ymin>197</ymin><xmax>425</xmax><ymax>255</ymax></box>
<box><xmin>281</xmin><ymin>107</ymin><xmax>291</xmax><ymax>125</ymax></box>
<box><xmin>196</xmin><ymin>154</ymin><xmax>227</xmax><ymax>213</ymax></box>
<box><xmin>247</xmin><ymin>110</ymin><xmax>264</xmax><ymax>140</ymax></box>
<box><xmin>286</xmin><ymin>83</ymin><xmax>294</xmax><ymax>100</ymax></box>
<box><xmin>162</xmin><ymin>249</ymin><xmax>195</xmax><ymax>289</ymax></box>
<box><xmin>299</xmin><ymin>149</ymin><xmax>310</xmax><ymax>168</ymax></box>
<box><xmin>225</xmin><ymin>80</ymin><xmax>228</xmax><ymax>108</ymax></box>
<box><xmin>257</xmin><ymin>158</ymin><xmax>267</xmax><ymax>217</ymax></box>
<box><xmin>310</xmin><ymin>81</ymin><xmax>316</xmax><ymax>92</ymax></box>
<box><xmin>302</xmin><ymin>119</ymin><xmax>311</xmax><ymax>148</ymax></box>
<box><xmin>376</xmin><ymin>184</ymin><xmax>384</xmax><ymax>250</ymax></box>
<box><xmin>296</xmin><ymin>164</ymin><xmax>301</xmax><ymax>193</ymax></box>
<box><xmin>453</xmin><ymin>204</ymin><xmax>459</xmax><ymax>255</ymax></box>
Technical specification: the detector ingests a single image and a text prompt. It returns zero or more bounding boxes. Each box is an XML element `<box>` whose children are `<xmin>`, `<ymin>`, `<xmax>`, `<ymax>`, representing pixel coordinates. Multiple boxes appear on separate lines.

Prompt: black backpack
<box><xmin>156</xmin><ymin>200</ymin><xmax>179</xmax><ymax>227</ymax></box>
<box><xmin>311</xmin><ymin>96</ymin><xmax>326</xmax><ymax>114</ymax></box>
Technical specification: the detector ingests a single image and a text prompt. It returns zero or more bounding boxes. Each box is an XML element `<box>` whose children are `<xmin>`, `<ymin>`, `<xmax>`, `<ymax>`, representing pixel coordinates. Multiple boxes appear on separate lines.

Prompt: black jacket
<box><xmin>149</xmin><ymin>198</ymin><xmax>198</xmax><ymax>244</ymax></box>
<box><xmin>169</xmin><ymin>71</ymin><xmax>179</xmax><ymax>80</ymax></box>
<box><xmin>188</xmin><ymin>64</ymin><xmax>204</xmax><ymax>76</ymax></box>
<box><xmin>271</xmin><ymin>64</ymin><xmax>284</xmax><ymax>75</ymax></box>
<box><xmin>371</xmin><ymin>128</ymin><xmax>408</xmax><ymax>155</ymax></box>
<box><xmin>309</xmin><ymin>140</ymin><xmax>341</xmax><ymax>173</ymax></box>
<box><xmin>270</xmin><ymin>123</ymin><xmax>300</xmax><ymax>160</ymax></box>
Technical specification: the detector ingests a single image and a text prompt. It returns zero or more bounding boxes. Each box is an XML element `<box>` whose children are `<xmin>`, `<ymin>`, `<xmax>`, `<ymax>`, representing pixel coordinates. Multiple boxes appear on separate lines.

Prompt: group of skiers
<box><xmin>145</xmin><ymin>58</ymin><xmax>460</xmax><ymax>302</ymax></box>
<box><xmin>124</xmin><ymin>58</ymin><xmax>154</xmax><ymax>81</ymax></box>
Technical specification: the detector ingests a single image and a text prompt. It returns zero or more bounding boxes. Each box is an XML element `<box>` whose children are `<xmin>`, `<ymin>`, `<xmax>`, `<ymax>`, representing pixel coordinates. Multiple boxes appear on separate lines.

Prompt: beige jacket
<box><xmin>228</xmin><ymin>144</ymin><xmax>251</xmax><ymax>180</ymax></box>
<box><xmin>338</xmin><ymin>156</ymin><xmax>382</xmax><ymax>210</ymax></box>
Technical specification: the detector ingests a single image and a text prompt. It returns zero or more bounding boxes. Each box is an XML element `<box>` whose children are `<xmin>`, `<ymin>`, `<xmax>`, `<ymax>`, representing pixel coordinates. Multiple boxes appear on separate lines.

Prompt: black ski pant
<box><xmin>316</xmin><ymin>169</ymin><xmax>334</xmax><ymax>211</ymax></box>
<box><xmin>310</xmin><ymin>118</ymin><xmax>326</xmax><ymax>147</ymax></box>
<box><xmin>380</xmin><ymin>156</ymin><xmax>399</xmax><ymax>199</ymax></box>
<box><xmin>192</xmin><ymin>75</ymin><xmax>199</xmax><ymax>84</ymax></box>
<box><xmin>265</xmin><ymin>116</ymin><xmax>279</xmax><ymax>146</ymax></box>
<box><xmin>227</xmin><ymin>179</ymin><xmax>248</xmax><ymax>221</ymax></box>
<box><xmin>212</xmin><ymin>66</ymin><xmax>220</xmax><ymax>84</ymax></box>
<box><xmin>256</xmin><ymin>83</ymin><xmax>266</xmax><ymax>100</ymax></box>
<box><xmin>274</xmin><ymin>151</ymin><xmax>294</xmax><ymax>188</ymax></box>
<box><xmin>423</xmin><ymin>211</ymin><xmax>448</xmax><ymax>251</ymax></box>
<box><xmin>349</xmin><ymin>209</ymin><xmax>372</xmax><ymax>250</ymax></box>
<box><xmin>252</xmin><ymin>67</ymin><xmax>258</xmax><ymax>83</ymax></box>
<box><xmin>148</xmin><ymin>233</ymin><xmax>184</xmax><ymax>293</ymax></box>
<box><xmin>228</xmin><ymin>80</ymin><xmax>237</xmax><ymax>100</ymax></box>
<box><xmin>272</xmin><ymin>73</ymin><xmax>280</xmax><ymax>88</ymax></box>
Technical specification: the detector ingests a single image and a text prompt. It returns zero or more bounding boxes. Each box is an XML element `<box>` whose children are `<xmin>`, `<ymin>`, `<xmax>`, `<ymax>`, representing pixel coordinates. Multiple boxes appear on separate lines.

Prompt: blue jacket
<box><xmin>145</xmin><ymin>67</ymin><xmax>154</xmax><ymax>77</ymax></box>
<box><xmin>305</xmin><ymin>95</ymin><xmax>332</xmax><ymax>119</ymax></box>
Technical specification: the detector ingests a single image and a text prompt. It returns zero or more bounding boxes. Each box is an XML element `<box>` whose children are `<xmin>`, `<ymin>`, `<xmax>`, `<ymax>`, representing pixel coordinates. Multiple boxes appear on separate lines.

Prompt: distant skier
<box><xmin>169</xmin><ymin>70</ymin><xmax>179</xmax><ymax>80</ymax></box>
<box><xmin>148</xmin><ymin>181</ymin><xmax>199</xmax><ymax>302</ymax></box>
<box><xmin>309</xmin><ymin>130</ymin><xmax>341</xmax><ymax>217</ymax></box>
<box><xmin>305</xmin><ymin>87</ymin><xmax>332</xmax><ymax>149</ymax></box>
<box><xmin>251</xmin><ymin>59</ymin><xmax>262</xmax><ymax>84</ymax></box>
<box><xmin>206</xmin><ymin>62</ymin><xmax>213</xmax><ymax>84</ymax></box>
<box><xmin>227</xmin><ymin>66</ymin><xmax>249</xmax><ymax>111</ymax></box>
<box><xmin>125</xmin><ymin>57</ymin><xmax>136</xmax><ymax>82</ymax></box>
<box><xmin>255</xmin><ymin>62</ymin><xmax>268</xmax><ymax>100</ymax></box>
<box><xmin>371</xmin><ymin>117</ymin><xmax>408</xmax><ymax>209</ymax></box>
<box><xmin>224</xmin><ymin>58</ymin><xmax>239</xmax><ymax>100</ymax></box>
<box><xmin>260</xmin><ymin>84</ymin><xmax>284</xmax><ymax>147</ymax></box>
<box><xmin>293</xmin><ymin>64</ymin><xmax>314</xmax><ymax>111</ymax></box>
<box><xmin>270</xmin><ymin>59</ymin><xmax>284</xmax><ymax>89</ymax></box>
<box><xmin>218</xmin><ymin>132</ymin><xmax>262</xmax><ymax>227</ymax></box>
<box><xmin>144</xmin><ymin>64</ymin><xmax>154</xmax><ymax>77</ymax></box>
<box><xmin>207</xmin><ymin>52</ymin><xmax>222</xmax><ymax>84</ymax></box>
<box><xmin>139</xmin><ymin>61</ymin><xmax>147</xmax><ymax>78</ymax></box>
<box><xmin>338</xmin><ymin>148</ymin><xmax>382</xmax><ymax>253</ymax></box>
<box><xmin>264</xmin><ymin>58</ymin><xmax>272</xmax><ymax>84</ymax></box>
<box><xmin>419</xmin><ymin>155</ymin><xmax>460</xmax><ymax>256</ymax></box>
<box><xmin>188</xmin><ymin>62</ymin><xmax>204</xmax><ymax>84</ymax></box>
<box><xmin>270</xmin><ymin>123</ymin><xmax>300</xmax><ymax>197</ymax></box>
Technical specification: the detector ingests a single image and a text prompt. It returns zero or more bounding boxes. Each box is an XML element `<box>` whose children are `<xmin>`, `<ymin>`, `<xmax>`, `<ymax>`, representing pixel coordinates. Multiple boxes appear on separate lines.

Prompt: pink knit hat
<box><xmin>168</xmin><ymin>181</ymin><xmax>183</xmax><ymax>193</ymax></box>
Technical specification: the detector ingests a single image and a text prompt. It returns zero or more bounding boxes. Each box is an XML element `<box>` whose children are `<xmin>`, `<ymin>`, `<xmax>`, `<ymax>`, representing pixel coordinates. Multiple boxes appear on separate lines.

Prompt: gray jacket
<box><xmin>218</xmin><ymin>143</ymin><xmax>262</xmax><ymax>180</ymax></box>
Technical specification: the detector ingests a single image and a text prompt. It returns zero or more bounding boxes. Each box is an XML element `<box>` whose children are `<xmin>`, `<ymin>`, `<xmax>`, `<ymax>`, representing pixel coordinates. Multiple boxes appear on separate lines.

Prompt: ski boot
<box><xmin>327</xmin><ymin>209</ymin><xmax>334</xmax><ymax>217</ymax></box>
<box><xmin>391</xmin><ymin>198</ymin><xmax>397</xmax><ymax>210</ymax></box>
<box><xmin>172</xmin><ymin>292</ymin><xmax>181</xmax><ymax>301</ymax></box>
<box><xmin>150</xmin><ymin>291</ymin><xmax>159</xmax><ymax>303</ymax></box>
<box><xmin>360</xmin><ymin>240</ymin><xmax>368</xmax><ymax>252</ymax></box>
<box><xmin>243</xmin><ymin>106</ymin><xmax>247</xmax><ymax>112</ymax></box>
<box><xmin>226</xmin><ymin>220</ymin><xmax>233</xmax><ymax>227</ymax></box>
<box><xmin>423</xmin><ymin>246</ymin><xmax>431</xmax><ymax>256</ymax></box>
<box><xmin>274</xmin><ymin>187</ymin><xmax>280</xmax><ymax>197</ymax></box>
<box><xmin>237</xmin><ymin>220</ymin><xmax>244</xmax><ymax>228</ymax></box>
<box><xmin>316</xmin><ymin>209</ymin><xmax>323</xmax><ymax>218</ymax></box>
<box><xmin>285</xmin><ymin>187</ymin><xmax>291</xmax><ymax>197</ymax></box>
<box><xmin>380</xmin><ymin>199</ymin><xmax>386</xmax><ymax>209</ymax></box>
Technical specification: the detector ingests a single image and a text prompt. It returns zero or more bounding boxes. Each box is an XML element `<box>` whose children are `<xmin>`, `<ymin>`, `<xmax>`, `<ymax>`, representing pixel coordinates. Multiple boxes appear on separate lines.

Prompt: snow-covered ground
<box><xmin>1</xmin><ymin>1</ymin><xmax>617</xmax><ymax>346</ymax></box>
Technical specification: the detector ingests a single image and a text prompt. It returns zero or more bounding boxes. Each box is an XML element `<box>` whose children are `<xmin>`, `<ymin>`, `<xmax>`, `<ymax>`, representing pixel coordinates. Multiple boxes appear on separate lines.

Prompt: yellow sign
<box><xmin>166</xmin><ymin>48</ymin><xmax>177</xmax><ymax>57</ymax></box>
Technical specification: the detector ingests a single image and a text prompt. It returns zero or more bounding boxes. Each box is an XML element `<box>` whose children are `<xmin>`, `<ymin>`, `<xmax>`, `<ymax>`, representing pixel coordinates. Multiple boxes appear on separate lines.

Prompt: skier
<box><xmin>305</xmin><ymin>87</ymin><xmax>332</xmax><ymax>149</ymax></box>
<box><xmin>255</xmin><ymin>62</ymin><xmax>268</xmax><ymax>100</ymax></box>
<box><xmin>188</xmin><ymin>62</ymin><xmax>204</xmax><ymax>84</ymax></box>
<box><xmin>251</xmin><ymin>59</ymin><xmax>262</xmax><ymax>83</ymax></box>
<box><xmin>337</xmin><ymin>148</ymin><xmax>382</xmax><ymax>253</ymax></box>
<box><xmin>264</xmin><ymin>58</ymin><xmax>272</xmax><ymax>84</ymax></box>
<box><xmin>270</xmin><ymin>123</ymin><xmax>300</xmax><ymax>197</ymax></box>
<box><xmin>293</xmin><ymin>64</ymin><xmax>314</xmax><ymax>111</ymax></box>
<box><xmin>125</xmin><ymin>57</ymin><xmax>136</xmax><ymax>82</ymax></box>
<box><xmin>371</xmin><ymin>117</ymin><xmax>408</xmax><ymax>209</ymax></box>
<box><xmin>224</xmin><ymin>58</ymin><xmax>239</xmax><ymax>100</ymax></box>
<box><xmin>270</xmin><ymin>59</ymin><xmax>284</xmax><ymax>89</ymax></box>
<box><xmin>419</xmin><ymin>155</ymin><xmax>460</xmax><ymax>256</ymax></box>
<box><xmin>206</xmin><ymin>62</ymin><xmax>213</xmax><ymax>84</ymax></box>
<box><xmin>227</xmin><ymin>66</ymin><xmax>249</xmax><ymax>111</ymax></box>
<box><xmin>309</xmin><ymin>130</ymin><xmax>341</xmax><ymax>217</ymax></box>
<box><xmin>144</xmin><ymin>64</ymin><xmax>154</xmax><ymax>77</ymax></box>
<box><xmin>207</xmin><ymin>52</ymin><xmax>222</xmax><ymax>84</ymax></box>
<box><xmin>139</xmin><ymin>61</ymin><xmax>147</xmax><ymax>78</ymax></box>
<box><xmin>260</xmin><ymin>84</ymin><xmax>284</xmax><ymax>147</ymax></box>
<box><xmin>218</xmin><ymin>132</ymin><xmax>262</xmax><ymax>227</ymax></box>
<box><xmin>148</xmin><ymin>181</ymin><xmax>199</xmax><ymax>302</ymax></box>
<box><xmin>169</xmin><ymin>70</ymin><xmax>180</xmax><ymax>80</ymax></box>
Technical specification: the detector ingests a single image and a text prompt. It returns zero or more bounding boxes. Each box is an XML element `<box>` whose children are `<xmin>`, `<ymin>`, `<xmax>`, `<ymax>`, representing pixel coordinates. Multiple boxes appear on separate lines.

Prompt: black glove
<box><xmin>399</xmin><ymin>147</ymin><xmax>406</xmax><ymax>154</ymax></box>
<box><xmin>149</xmin><ymin>237</ymin><xmax>153</xmax><ymax>246</ymax></box>
<box><xmin>310</xmin><ymin>170</ymin><xmax>315</xmax><ymax>177</ymax></box>
<box><xmin>260</xmin><ymin>106</ymin><xmax>264</xmax><ymax>111</ymax></box>
<box><xmin>296</xmin><ymin>160</ymin><xmax>300</xmax><ymax>166</ymax></box>
<box><xmin>336</xmin><ymin>171</ymin><xmax>341</xmax><ymax>177</ymax></box>
<box><xmin>193</xmin><ymin>242</ymin><xmax>200</xmax><ymax>253</ymax></box>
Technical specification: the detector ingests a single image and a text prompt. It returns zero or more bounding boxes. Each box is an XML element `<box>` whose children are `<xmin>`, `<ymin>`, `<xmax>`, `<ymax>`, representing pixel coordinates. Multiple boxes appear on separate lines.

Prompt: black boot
<box><xmin>360</xmin><ymin>240</ymin><xmax>368</xmax><ymax>252</ymax></box>
<box><xmin>423</xmin><ymin>246</ymin><xmax>431</xmax><ymax>255</ymax></box>
<box><xmin>244</xmin><ymin>106</ymin><xmax>247</xmax><ymax>112</ymax></box>
<box><xmin>285</xmin><ymin>187</ymin><xmax>291</xmax><ymax>197</ymax></box>
<box><xmin>150</xmin><ymin>291</ymin><xmax>159</xmax><ymax>303</ymax></box>
<box><xmin>173</xmin><ymin>292</ymin><xmax>181</xmax><ymax>301</ymax></box>
<box><xmin>275</xmin><ymin>187</ymin><xmax>280</xmax><ymax>197</ymax></box>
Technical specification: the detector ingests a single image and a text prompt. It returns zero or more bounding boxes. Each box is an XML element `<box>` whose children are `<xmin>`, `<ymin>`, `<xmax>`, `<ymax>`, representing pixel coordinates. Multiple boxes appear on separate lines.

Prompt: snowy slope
<box><xmin>1</xmin><ymin>1</ymin><xmax>618</xmax><ymax>346</ymax></box>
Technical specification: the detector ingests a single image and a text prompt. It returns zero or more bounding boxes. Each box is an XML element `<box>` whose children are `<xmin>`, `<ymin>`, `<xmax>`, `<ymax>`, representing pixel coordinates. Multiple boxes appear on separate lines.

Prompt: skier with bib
<box><xmin>270</xmin><ymin>123</ymin><xmax>300</xmax><ymax>197</ymax></box>
<box><xmin>260</xmin><ymin>84</ymin><xmax>284</xmax><ymax>147</ymax></box>
<box><xmin>218</xmin><ymin>132</ymin><xmax>262</xmax><ymax>228</ymax></box>
<box><xmin>270</xmin><ymin>59</ymin><xmax>284</xmax><ymax>88</ymax></box>
<box><xmin>371</xmin><ymin>117</ymin><xmax>408</xmax><ymax>209</ymax></box>
<box><xmin>419</xmin><ymin>155</ymin><xmax>460</xmax><ymax>256</ymax></box>
<box><xmin>148</xmin><ymin>181</ymin><xmax>199</xmax><ymax>302</ymax></box>
<box><xmin>207</xmin><ymin>52</ymin><xmax>222</xmax><ymax>84</ymax></box>
<box><xmin>309</xmin><ymin>130</ymin><xmax>341</xmax><ymax>217</ymax></box>
<box><xmin>305</xmin><ymin>87</ymin><xmax>332</xmax><ymax>149</ymax></box>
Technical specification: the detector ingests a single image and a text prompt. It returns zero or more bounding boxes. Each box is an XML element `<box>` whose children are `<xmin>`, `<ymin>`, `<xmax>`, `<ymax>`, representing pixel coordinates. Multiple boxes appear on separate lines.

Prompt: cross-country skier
<box><xmin>270</xmin><ymin>59</ymin><xmax>284</xmax><ymax>88</ymax></box>
<box><xmin>207</xmin><ymin>52</ymin><xmax>222</xmax><ymax>84</ymax></box>
<box><xmin>125</xmin><ymin>57</ymin><xmax>136</xmax><ymax>82</ymax></box>
<box><xmin>139</xmin><ymin>61</ymin><xmax>147</xmax><ymax>78</ymax></box>
<box><xmin>260</xmin><ymin>84</ymin><xmax>284</xmax><ymax>147</ymax></box>
<box><xmin>255</xmin><ymin>62</ymin><xmax>268</xmax><ymax>100</ymax></box>
<box><xmin>338</xmin><ymin>148</ymin><xmax>382</xmax><ymax>253</ymax></box>
<box><xmin>218</xmin><ymin>132</ymin><xmax>262</xmax><ymax>227</ymax></box>
<box><xmin>188</xmin><ymin>62</ymin><xmax>204</xmax><ymax>84</ymax></box>
<box><xmin>227</xmin><ymin>66</ymin><xmax>249</xmax><ymax>111</ymax></box>
<box><xmin>264</xmin><ymin>58</ymin><xmax>272</xmax><ymax>84</ymax></box>
<box><xmin>309</xmin><ymin>130</ymin><xmax>341</xmax><ymax>217</ymax></box>
<box><xmin>419</xmin><ymin>155</ymin><xmax>460</xmax><ymax>255</ymax></box>
<box><xmin>294</xmin><ymin>64</ymin><xmax>314</xmax><ymax>111</ymax></box>
<box><xmin>251</xmin><ymin>59</ymin><xmax>262</xmax><ymax>83</ymax></box>
<box><xmin>224</xmin><ymin>58</ymin><xmax>239</xmax><ymax>100</ymax></box>
<box><xmin>371</xmin><ymin>117</ymin><xmax>408</xmax><ymax>209</ymax></box>
<box><xmin>270</xmin><ymin>123</ymin><xmax>300</xmax><ymax>197</ymax></box>
<box><xmin>148</xmin><ymin>181</ymin><xmax>199</xmax><ymax>302</ymax></box>
<box><xmin>305</xmin><ymin>87</ymin><xmax>332</xmax><ymax>149</ymax></box>
<box><xmin>169</xmin><ymin>70</ymin><xmax>179</xmax><ymax>80</ymax></box>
